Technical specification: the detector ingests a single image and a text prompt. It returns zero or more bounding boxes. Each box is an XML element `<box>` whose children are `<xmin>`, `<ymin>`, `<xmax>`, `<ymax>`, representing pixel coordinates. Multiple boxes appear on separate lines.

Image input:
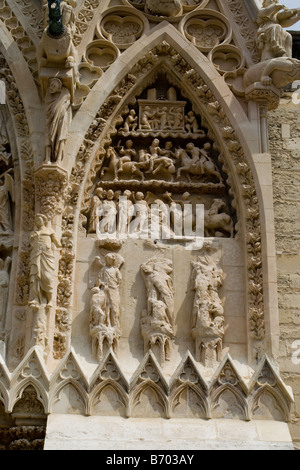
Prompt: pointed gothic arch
<box><xmin>53</xmin><ymin>25</ymin><xmax>278</xmax><ymax>370</ymax></box>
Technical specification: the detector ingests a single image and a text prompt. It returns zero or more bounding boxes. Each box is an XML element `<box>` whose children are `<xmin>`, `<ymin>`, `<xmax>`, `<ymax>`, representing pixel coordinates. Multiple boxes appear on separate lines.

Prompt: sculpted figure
<box><xmin>129</xmin><ymin>192</ymin><xmax>149</xmax><ymax>237</ymax></box>
<box><xmin>157</xmin><ymin>106</ymin><xmax>169</xmax><ymax>130</ymax></box>
<box><xmin>146</xmin><ymin>139</ymin><xmax>161</xmax><ymax>173</ymax></box>
<box><xmin>0</xmin><ymin>257</ymin><xmax>11</xmax><ymax>329</ymax></box>
<box><xmin>101</xmin><ymin>147</ymin><xmax>119</xmax><ymax>181</ymax></box>
<box><xmin>118</xmin><ymin>140</ymin><xmax>136</xmax><ymax>169</ymax></box>
<box><xmin>28</xmin><ymin>214</ymin><xmax>61</xmax><ymax>350</ymax></box>
<box><xmin>204</xmin><ymin>199</ymin><xmax>234</xmax><ymax>238</ymax></box>
<box><xmin>89</xmin><ymin>187</ymin><xmax>106</xmax><ymax>233</ymax></box>
<box><xmin>169</xmin><ymin>107</ymin><xmax>184</xmax><ymax>129</ymax></box>
<box><xmin>191</xmin><ymin>250</ymin><xmax>224</xmax><ymax>366</ymax></box>
<box><xmin>140</xmin><ymin>258</ymin><xmax>175</xmax><ymax>361</ymax></box>
<box><xmin>163</xmin><ymin>191</ymin><xmax>184</xmax><ymax>238</ymax></box>
<box><xmin>118</xmin><ymin>189</ymin><xmax>134</xmax><ymax>237</ymax></box>
<box><xmin>257</xmin><ymin>0</ymin><xmax>300</xmax><ymax>61</ymax></box>
<box><xmin>140</xmin><ymin>106</ymin><xmax>154</xmax><ymax>130</ymax></box>
<box><xmin>29</xmin><ymin>214</ymin><xmax>61</xmax><ymax>308</ymax></box>
<box><xmin>117</xmin><ymin>140</ymin><xmax>145</xmax><ymax>180</ymax></box>
<box><xmin>145</xmin><ymin>139</ymin><xmax>175</xmax><ymax>178</ymax></box>
<box><xmin>38</xmin><ymin>0</ymin><xmax>78</xmax><ymax>73</ymax></box>
<box><xmin>89</xmin><ymin>284</ymin><xmax>119</xmax><ymax>360</ymax></box>
<box><xmin>120</xmin><ymin>110</ymin><xmax>138</xmax><ymax>133</ymax></box>
<box><xmin>94</xmin><ymin>253</ymin><xmax>124</xmax><ymax>332</ymax></box>
<box><xmin>0</xmin><ymin>171</ymin><xmax>14</xmax><ymax>234</ymax></box>
<box><xmin>185</xmin><ymin>111</ymin><xmax>200</xmax><ymax>134</ymax></box>
<box><xmin>152</xmin><ymin>198</ymin><xmax>173</xmax><ymax>239</ymax></box>
<box><xmin>44</xmin><ymin>78</ymin><xmax>72</xmax><ymax>163</ymax></box>
<box><xmin>98</xmin><ymin>190</ymin><xmax>117</xmax><ymax>237</ymax></box>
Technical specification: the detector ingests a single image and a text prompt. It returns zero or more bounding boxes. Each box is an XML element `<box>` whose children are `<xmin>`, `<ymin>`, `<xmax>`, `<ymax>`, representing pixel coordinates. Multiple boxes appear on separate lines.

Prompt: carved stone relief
<box><xmin>0</xmin><ymin>0</ymin><xmax>296</xmax><ymax>441</ymax></box>
<box><xmin>84</xmin><ymin>77</ymin><xmax>236</xmax><ymax>245</ymax></box>
<box><xmin>140</xmin><ymin>258</ymin><xmax>175</xmax><ymax>363</ymax></box>
<box><xmin>122</xmin><ymin>0</ymin><xmax>209</xmax><ymax>19</ymax></box>
<box><xmin>191</xmin><ymin>244</ymin><xmax>224</xmax><ymax>367</ymax></box>
<box><xmin>89</xmin><ymin>252</ymin><xmax>124</xmax><ymax>361</ymax></box>
<box><xmin>27</xmin><ymin>214</ymin><xmax>61</xmax><ymax>353</ymax></box>
<box><xmin>66</xmin><ymin>43</ymin><xmax>265</xmax><ymax>373</ymax></box>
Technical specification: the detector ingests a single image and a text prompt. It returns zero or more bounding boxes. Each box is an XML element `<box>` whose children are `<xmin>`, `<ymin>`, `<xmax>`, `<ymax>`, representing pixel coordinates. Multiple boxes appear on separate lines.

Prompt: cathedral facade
<box><xmin>0</xmin><ymin>0</ymin><xmax>299</xmax><ymax>450</ymax></box>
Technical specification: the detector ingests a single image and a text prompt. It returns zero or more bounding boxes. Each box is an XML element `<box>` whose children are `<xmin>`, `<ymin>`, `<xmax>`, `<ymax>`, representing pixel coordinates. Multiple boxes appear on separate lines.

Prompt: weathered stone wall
<box><xmin>269</xmin><ymin>92</ymin><xmax>300</xmax><ymax>449</ymax></box>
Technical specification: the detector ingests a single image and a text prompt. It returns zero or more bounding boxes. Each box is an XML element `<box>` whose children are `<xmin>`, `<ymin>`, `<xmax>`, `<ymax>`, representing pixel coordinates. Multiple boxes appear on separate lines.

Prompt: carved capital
<box><xmin>34</xmin><ymin>164</ymin><xmax>68</xmax><ymax>221</ymax></box>
<box><xmin>245</xmin><ymin>82</ymin><xmax>281</xmax><ymax>111</ymax></box>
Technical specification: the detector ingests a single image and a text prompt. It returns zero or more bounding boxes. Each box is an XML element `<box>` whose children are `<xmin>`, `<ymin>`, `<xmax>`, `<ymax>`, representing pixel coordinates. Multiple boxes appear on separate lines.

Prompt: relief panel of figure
<box><xmin>28</xmin><ymin>214</ymin><xmax>61</xmax><ymax>350</ymax></box>
<box><xmin>140</xmin><ymin>258</ymin><xmax>175</xmax><ymax>363</ymax></box>
<box><xmin>191</xmin><ymin>249</ymin><xmax>225</xmax><ymax>367</ymax></box>
<box><xmin>90</xmin><ymin>253</ymin><xmax>124</xmax><ymax>361</ymax></box>
<box><xmin>44</xmin><ymin>78</ymin><xmax>72</xmax><ymax>163</ymax></box>
<box><xmin>29</xmin><ymin>214</ymin><xmax>61</xmax><ymax>309</ymax></box>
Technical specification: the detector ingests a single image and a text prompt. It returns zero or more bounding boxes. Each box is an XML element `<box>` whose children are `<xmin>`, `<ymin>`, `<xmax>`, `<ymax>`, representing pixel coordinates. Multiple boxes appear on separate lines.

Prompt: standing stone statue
<box><xmin>29</xmin><ymin>214</ymin><xmax>61</xmax><ymax>309</ymax></box>
<box><xmin>191</xmin><ymin>248</ymin><xmax>224</xmax><ymax>367</ymax></box>
<box><xmin>140</xmin><ymin>258</ymin><xmax>175</xmax><ymax>362</ymax></box>
<box><xmin>90</xmin><ymin>253</ymin><xmax>124</xmax><ymax>359</ymax></box>
<box><xmin>29</xmin><ymin>214</ymin><xmax>61</xmax><ymax>350</ymax></box>
<box><xmin>89</xmin><ymin>284</ymin><xmax>114</xmax><ymax>361</ymax></box>
<box><xmin>98</xmin><ymin>190</ymin><xmax>117</xmax><ymax>238</ymax></box>
<box><xmin>44</xmin><ymin>78</ymin><xmax>72</xmax><ymax>163</ymax></box>
<box><xmin>38</xmin><ymin>0</ymin><xmax>78</xmax><ymax>73</ymax></box>
<box><xmin>89</xmin><ymin>187</ymin><xmax>106</xmax><ymax>234</ymax></box>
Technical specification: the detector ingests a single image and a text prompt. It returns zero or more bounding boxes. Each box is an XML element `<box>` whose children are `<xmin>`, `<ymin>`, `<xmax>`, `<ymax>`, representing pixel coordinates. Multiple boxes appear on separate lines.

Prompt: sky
<box><xmin>278</xmin><ymin>0</ymin><xmax>300</xmax><ymax>30</ymax></box>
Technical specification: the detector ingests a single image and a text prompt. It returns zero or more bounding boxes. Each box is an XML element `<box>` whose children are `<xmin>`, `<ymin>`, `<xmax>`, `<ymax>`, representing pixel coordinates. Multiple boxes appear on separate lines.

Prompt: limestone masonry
<box><xmin>0</xmin><ymin>0</ymin><xmax>299</xmax><ymax>450</ymax></box>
